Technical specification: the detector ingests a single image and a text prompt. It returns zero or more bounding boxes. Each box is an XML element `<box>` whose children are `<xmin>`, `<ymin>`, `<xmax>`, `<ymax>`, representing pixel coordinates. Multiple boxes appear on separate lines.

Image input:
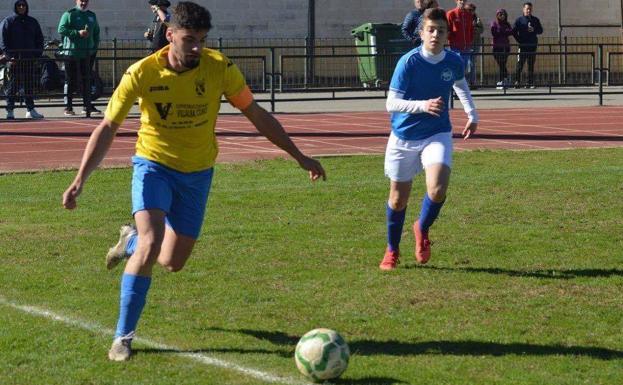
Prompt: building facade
<box><xmin>0</xmin><ymin>0</ymin><xmax>620</xmax><ymax>41</ymax></box>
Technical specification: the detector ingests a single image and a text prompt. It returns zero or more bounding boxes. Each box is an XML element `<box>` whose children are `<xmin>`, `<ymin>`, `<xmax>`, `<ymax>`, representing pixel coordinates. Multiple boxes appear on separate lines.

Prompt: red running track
<box><xmin>1</xmin><ymin>106</ymin><xmax>623</xmax><ymax>173</ymax></box>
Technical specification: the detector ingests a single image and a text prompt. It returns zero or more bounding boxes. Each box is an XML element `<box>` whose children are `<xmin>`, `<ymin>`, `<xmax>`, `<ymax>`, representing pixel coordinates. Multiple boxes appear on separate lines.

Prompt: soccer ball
<box><xmin>294</xmin><ymin>328</ymin><xmax>350</xmax><ymax>381</ymax></box>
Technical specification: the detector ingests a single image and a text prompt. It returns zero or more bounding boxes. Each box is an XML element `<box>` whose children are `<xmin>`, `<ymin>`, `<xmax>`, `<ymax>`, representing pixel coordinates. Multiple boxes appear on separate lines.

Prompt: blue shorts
<box><xmin>131</xmin><ymin>156</ymin><xmax>214</xmax><ymax>239</ymax></box>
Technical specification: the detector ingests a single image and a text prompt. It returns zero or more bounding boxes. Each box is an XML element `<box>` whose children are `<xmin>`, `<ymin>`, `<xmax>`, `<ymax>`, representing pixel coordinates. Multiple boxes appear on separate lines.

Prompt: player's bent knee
<box><xmin>134</xmin><ymin>241</ymin><xmax>162</xmax><ymax>265</ymax></box>
<box><xmin>427</xmin><ymin>185</ymin><xmax>447</xmax><ymax>202</ymax></box>
<box><xmin>388</xmin><ymin>197</ymin><xmax>408</xmax><ymax>211</ymax></box>
<box><xmin>158</xmin><ymin>251</ymin><xmax>192</xmax><ymax>273</ymax></box>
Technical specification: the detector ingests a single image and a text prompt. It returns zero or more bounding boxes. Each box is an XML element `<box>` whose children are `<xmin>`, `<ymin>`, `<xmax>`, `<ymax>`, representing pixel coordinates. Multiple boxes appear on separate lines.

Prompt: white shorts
<box><xmin>384</xmin><ymin>131</ymin><xmax>453</xmax><ymax>182</ymax></box>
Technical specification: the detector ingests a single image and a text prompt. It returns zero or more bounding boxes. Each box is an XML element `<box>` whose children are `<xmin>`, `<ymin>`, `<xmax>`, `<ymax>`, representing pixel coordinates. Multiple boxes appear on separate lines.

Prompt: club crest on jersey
<box><xmin>195</xmin><ymin>79</ymin><xmax>206</xmax><ymax>96</ymax></box>
<box><xmin>441</xmin><ymin>68</ymin><xmax>453</xmax><ymax>82</ymax></box>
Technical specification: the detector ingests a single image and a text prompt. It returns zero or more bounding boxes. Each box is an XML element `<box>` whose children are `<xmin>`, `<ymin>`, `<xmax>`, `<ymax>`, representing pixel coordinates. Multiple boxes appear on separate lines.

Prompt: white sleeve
<box><xmin>452</xmin><ymin>78</ymin><xmax>479</xmax><ymax>123</ymax></box>
<box><xmin>386</xmin><ymin>90</ymin><xmax>428</xmax><ymax>114</ymax></box>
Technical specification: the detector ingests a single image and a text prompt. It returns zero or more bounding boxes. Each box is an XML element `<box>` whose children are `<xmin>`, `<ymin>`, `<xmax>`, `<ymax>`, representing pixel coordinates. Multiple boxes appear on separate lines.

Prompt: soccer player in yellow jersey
<box><xmin>62</xmin><ymin>1</ymin><xmax>325</xmax><ymax>362</ymax></box>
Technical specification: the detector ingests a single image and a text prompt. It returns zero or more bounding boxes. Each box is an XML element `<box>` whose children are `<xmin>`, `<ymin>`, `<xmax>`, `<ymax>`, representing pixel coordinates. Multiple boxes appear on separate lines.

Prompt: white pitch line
<box><xmin>0</xmin><ymin>296</ymin><xmax>311</xmax><ymax>385</ymax></box>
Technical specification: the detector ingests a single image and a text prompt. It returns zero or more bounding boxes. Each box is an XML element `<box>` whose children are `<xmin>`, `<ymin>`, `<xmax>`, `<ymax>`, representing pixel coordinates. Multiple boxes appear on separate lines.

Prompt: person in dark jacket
<box><xmin>512</xmin><ymin>2</ymin><xmax>543</xmax><ymax>88</ymax></box>
<box><xmin>144</xmin><ymin>0</ymin><xmax>171</xmax><ymax>53</ymax></box>
<box><xmin>401</xmin><ymin>0</ymin><xmax>438</xmax><ymax>45</ymax></box>
<box><xmin>0</xmin><ymin>0</ymin><xmax>44</xmax><ymax>119</ymax></box>
<box><xmin>491</xmin><ymin>8</ymin><xmax>513</xmax><ymax>88</ymax></box>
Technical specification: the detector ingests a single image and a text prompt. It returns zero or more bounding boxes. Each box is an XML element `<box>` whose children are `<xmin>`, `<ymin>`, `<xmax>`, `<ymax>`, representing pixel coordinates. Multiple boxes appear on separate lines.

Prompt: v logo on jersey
<box><xmin>155</xmin><ymin>102</ymin><xmax>172</xmax><ymax>120</ymax></box>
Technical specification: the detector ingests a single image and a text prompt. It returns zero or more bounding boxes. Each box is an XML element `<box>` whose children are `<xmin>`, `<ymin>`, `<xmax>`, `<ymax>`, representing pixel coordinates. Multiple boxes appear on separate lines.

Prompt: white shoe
<box><xmin>108</xmin><ymin>332</ymin><xmax>135</xmax><ymax>361</ymax></box>
<box><xmin>25</xmin><ymin>109</ymin><xmax>44</xmax><ymax>119</ymax></box>
<box><xmin>496</xmin><ymin>81</ymin><xmax>504</xmax><ymax>90</ymax></box>
<box><xmin>106</xmin><ymin>224</ymin><xmax>137</xmax><ymax>270</ymax></box>
<box><xmin>6</xmin><ymin>110</ymin><xmax>14</xmax><ymax>120</ymax></box>
<box><xmin>82</xmin><ymin>106</ymin><xmax>101</xmax><ymax>114</ymax></box>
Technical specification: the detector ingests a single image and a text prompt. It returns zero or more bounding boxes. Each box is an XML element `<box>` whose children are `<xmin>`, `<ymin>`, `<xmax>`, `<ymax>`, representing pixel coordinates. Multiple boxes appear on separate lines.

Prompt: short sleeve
<box><xmin>455</xmin><ymin>59</ymin><xmax>465</xmax><ymax>81</ymax></box>
<box><xmin>223</xmin><ymin>60</ymin><xmax>253</xmax><ymax>110</ymax></box>
<box><xmin>105</xmin><ymin>67</ymin><xmax>141</xmax><ymax>124</ymax></box>
<box><xmin>389</xmin><ymin>56</ymin><xmax>410</xmax><ymax>94</ymax></box>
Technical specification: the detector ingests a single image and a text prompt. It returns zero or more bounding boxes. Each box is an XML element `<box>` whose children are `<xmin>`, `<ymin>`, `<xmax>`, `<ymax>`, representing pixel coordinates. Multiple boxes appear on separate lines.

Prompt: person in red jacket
<box><xmin>446</xmin><ymin>0</ymin><xmax>473</xmax><ymax>80</ymax></box>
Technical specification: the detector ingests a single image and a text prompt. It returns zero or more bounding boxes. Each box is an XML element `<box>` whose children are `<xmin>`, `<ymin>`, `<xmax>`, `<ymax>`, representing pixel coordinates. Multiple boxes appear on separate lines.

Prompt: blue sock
<box><xmin>115</xmin><ymin>273</ymin><xmax>151</xmax><ymax>338</ymax></box>
<box><xmin>125</xmin><ymin>234</ymin><xmax>138</xmax><ymax>256</ymax></box>
<box><xmin>386</xmin><ymin>203</ymin><xmax>406</xmax><ymax>252</ymax></box>
<box><xmin>419</xmin><ymin>194</ymin><xmax>445</xmax><ymax>232</ymax></box>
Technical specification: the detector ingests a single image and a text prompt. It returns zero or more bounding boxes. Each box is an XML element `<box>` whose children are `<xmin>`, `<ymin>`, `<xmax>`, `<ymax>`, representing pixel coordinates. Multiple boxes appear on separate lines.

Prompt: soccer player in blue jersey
<box><xmin>379</xmin><ymin>8</ymin><xmax>478</xmax><ymax>270</ymax></box>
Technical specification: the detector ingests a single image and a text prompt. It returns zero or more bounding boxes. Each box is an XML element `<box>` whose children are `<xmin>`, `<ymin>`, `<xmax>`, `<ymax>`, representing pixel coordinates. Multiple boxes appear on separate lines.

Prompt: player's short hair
<box><xmin>523</xmin><ymin>2</ymin><xmax>533</xmax><ymax>7</ymax></box>
<box><xmin>419</xmin><ymin>8</ymin><xmax>449</xmax><ymax>30</ymax></box>
<box><xmin>170</xmin><ymin>1</ymin><xmax>213</xmax><ymax>32</ymax></box>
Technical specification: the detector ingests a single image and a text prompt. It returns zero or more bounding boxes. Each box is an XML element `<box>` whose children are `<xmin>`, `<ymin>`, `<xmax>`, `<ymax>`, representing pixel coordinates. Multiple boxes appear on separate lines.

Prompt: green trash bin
<box><xmin>351</xmin><ymin>23</ymin><xmax>411</xmax><ymax>88</ymax></box>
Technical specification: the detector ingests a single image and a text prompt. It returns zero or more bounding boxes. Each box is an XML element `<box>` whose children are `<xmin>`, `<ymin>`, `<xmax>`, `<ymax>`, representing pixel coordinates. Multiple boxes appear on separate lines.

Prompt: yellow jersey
<box><xmin>105</xmin><ymin>46</ymin><xmax>253</xmax><ymax>172</ymax></box>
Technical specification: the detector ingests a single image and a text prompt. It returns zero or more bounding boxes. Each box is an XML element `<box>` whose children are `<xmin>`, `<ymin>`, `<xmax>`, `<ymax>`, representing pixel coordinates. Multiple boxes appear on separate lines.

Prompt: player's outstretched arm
<box><xmin>462</xmin><ymin>120</ymin><xmax>478</xmax><ymax>140</ymax></box>
<box><xmin>241</xmin><ymin>101</ymin><xmax>326</xmax><ymax>181</ymax></box>
<box><xmin>452</xmin><ymin>78</ymin><xmax>478</xmax><ymax>140</ymax></box>
<box><xmin>62</xmin><ymin>119</ymin><xmax>121</xmax><ymax>209</ymax></box>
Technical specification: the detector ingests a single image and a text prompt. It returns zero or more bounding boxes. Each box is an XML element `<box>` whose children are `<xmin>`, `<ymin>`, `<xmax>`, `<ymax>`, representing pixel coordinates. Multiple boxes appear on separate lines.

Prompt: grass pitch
<box><xmin>1</xmin><ymin>148</ymin><xmax>623</xmax><ymax>385</ymax></box>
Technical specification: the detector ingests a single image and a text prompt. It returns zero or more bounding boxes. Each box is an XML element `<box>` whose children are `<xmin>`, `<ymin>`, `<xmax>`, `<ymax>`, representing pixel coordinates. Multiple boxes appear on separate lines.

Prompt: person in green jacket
<box><xmin>58</xmin><ymin>0</ymin><xmax>100</xmax><ymax>115</ymax></box>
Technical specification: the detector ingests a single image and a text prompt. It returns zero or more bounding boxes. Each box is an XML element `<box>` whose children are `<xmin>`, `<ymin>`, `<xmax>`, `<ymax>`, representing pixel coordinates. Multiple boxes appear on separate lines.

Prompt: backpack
<box><xmin>150</xmin><ymin>22</ymin><xmax>169</xmax><ymax>52</ymax></box>
<box><xmin>40</xmin><ymin>58</ymin><xmax>64</xmax><ymax>91</ymax></box>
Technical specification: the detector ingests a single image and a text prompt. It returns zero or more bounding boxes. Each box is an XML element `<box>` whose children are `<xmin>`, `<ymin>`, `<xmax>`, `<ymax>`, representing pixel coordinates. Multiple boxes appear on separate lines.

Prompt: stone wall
<box><xmin>0</xmin><ymin>0</ymin><xmax>621</xmax><ymax>41</ymax></box>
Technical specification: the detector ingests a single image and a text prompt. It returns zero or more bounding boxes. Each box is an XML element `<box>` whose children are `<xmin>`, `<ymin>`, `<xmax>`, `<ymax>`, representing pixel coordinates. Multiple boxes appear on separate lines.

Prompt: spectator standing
<box><xmin>0</xmin><ymin>0</ymin><xmax>44</xmax><ymax>119</ymax></box>
<box><xmin>401</xmin><ymin>0</ymin><xmax>439</xmax><ymax>46</ymax></box>
<box><xmin>465</xmin><ymin>2</ymin><xmax>482</xmax><ymax>87</ymax></box>
<box><xmin>144</xmin><ymin>0</ymin><xmax>170</xmax><ymax>53</ymax></box>
<box><xmin>512</xmin><ymin>2</ymin><xmax>543</xmax><ymax>88</ymax></box>
<box><xmin>446</xmin><ymin>0</ymin><xmax>473</xmax><ymax>78</ymax></box>
<box><xmin>491</xmin><ymin>8</ymin><xmax>513</xmax><ymax>89</ymax></box>
<box><xmin>58</xmin><ymin>0</ymin><xmax>100</xmax><ymax>115</ymax></box>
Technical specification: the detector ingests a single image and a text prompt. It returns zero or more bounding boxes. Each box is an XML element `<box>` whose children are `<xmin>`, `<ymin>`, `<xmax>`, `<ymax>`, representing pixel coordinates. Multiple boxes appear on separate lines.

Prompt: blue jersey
<box><xmin>389</xmin><ymin>47</ymin><xmax>464</xmax><ymax>140</ymax></box>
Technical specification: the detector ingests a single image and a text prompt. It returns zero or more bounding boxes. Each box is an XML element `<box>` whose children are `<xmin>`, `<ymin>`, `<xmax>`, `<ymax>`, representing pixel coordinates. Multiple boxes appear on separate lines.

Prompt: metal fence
<box><xmin>1</xmin><ymin>37</ymin><xmax>622</xmax><ymax>112</ymax></box>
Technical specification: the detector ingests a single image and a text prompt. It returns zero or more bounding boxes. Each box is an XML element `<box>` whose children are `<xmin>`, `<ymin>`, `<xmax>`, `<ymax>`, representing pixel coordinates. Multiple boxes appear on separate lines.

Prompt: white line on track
<box><xmin>0</xmin><ymin>296</ymin><xmax>312</xmax><ymax>385</ymax></box>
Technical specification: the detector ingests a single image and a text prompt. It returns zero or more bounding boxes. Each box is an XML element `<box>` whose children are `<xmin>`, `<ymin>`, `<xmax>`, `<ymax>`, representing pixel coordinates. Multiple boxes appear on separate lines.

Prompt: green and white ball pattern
<box><xmin>294</xmin><ymin>328</ymin><xmax>350</xmax><ymax>381</ymax></box>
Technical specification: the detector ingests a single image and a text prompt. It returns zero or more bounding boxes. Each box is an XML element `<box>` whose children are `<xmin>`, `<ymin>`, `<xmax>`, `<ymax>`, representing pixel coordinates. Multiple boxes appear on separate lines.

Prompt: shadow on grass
<box><xmin>414</xmin><ymin>265</ymin><xmax>623</xmax><ymax>280</ymax></box>
<box><xmin>349</xmin><ymin>339</ymin><xmax>623</xmax><ymax>360</ymax></box>
<box><xmin>135</xmin><ymin>346</ymin><xmax>283</xmax><ymax>355</ymax></box>
<box><xmin>329</xmin><ymin>377</ymin><xmax>407</xmax><ymax>385</ymax></box>
<box><xmin>205</xmin><ymin>328</ymin><xmax>623</xmax><ymax>360</ymax></box>
<box><xmin>134</xmin><ymin>346</ymin><xmax>403</xmax><ymax>385</ymax></box>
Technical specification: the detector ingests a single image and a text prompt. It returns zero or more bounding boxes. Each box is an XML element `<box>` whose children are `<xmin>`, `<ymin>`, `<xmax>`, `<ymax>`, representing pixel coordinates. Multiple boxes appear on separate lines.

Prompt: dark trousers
<box><xmin>64</xmin><ymin>55</ymin><xmax>94</xmax><ymax>110</ymax></box>
<box><xmin>515</xmin><ymin>45</ymin><xmax>537</xmax><ymax>85</ymax></box>
<box><xmin>493</xmin><ymin>46</ymin><xmax>510</xmax><ymax>82</ymax></box>
<box><xmin>5</xmin><ymin>59</ymin><xmax>37</xmax><ymax>111</ymax></box>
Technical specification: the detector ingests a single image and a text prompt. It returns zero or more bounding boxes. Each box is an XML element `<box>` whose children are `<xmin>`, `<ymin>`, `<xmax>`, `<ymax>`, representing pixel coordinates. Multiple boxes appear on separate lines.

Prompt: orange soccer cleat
<box><xmin>413</xmin><ymin>220</ymin><xmax>431</xmax><ymax>264</ymax></box>
<box><xmin>379</xmin><ymin>247</ymin><xmax>400</xmax><ymax>270</ymax></box>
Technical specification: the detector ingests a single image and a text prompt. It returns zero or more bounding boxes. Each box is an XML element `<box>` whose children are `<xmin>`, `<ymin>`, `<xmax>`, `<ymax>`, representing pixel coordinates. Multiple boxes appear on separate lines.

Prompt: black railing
<box><xmin>1</xmin><ymin>42</ymin><xmax>622</xmax><ymax>113</ymax></box>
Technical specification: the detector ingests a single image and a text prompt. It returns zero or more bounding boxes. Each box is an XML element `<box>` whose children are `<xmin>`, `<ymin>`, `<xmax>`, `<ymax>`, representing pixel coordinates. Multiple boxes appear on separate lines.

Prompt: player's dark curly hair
<box><xmin>170</xmin><ymin>1</ymin><xmax>212</xmax><ymax>31</ymax></box>
<box><xmin>419</xmin><ymin>7</ymin><xmax>448</xmax><ymax>30</ymax></box>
